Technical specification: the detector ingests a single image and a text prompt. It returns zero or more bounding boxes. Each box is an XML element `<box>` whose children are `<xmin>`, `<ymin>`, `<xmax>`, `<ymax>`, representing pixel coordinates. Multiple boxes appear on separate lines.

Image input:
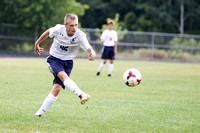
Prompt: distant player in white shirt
<box><xmin>34</xmin><ymin>14</ymin><xmax>96</xmax><ymax>117</ymax></box>
<box><xmin>97</xmin><ymin>20</ymin><xmax>118</xmax><ymax>77</ymax></box>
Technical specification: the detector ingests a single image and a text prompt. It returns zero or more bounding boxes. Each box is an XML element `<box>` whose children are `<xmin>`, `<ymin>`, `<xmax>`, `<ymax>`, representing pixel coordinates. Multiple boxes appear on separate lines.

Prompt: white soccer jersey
<box><xmin>49</xmin><ymin>24</ymin><xmax>91</xmax><ymax>60</ymax></box>
<box><xmin>100</xmin><ymin>30</ymin><xmax>118</xmax><ymax>46</ymax></box>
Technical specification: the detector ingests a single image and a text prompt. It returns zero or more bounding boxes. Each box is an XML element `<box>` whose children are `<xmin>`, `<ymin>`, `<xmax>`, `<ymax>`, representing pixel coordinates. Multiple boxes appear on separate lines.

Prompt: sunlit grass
<box><xmin>0</xmin><ymin>58</ymin><xmax>200</xmax><ymax>132</ymax></box>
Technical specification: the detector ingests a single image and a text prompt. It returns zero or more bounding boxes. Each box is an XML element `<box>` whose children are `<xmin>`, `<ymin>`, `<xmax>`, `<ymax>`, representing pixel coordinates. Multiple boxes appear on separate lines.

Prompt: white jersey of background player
<box><xmin>100</xmin><ymin>28</ymin><xmax>118</xmax><ymax>47</ymax></box>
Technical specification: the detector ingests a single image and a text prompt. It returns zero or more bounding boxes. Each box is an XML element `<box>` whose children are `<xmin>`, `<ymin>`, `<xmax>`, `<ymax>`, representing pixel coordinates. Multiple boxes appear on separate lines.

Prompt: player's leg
<box><xmin>64</xmin><ymin>77</ymin><xmax>90</xmax><ymax>104</ymax></box>
<box><xmin>108</xmin><ymin>60</ymin><xmax>114</xmax><ymax>76</ymax></box>
<box><xmin>97</xmin><ymin>46</ymin><xmax>109</xmax><ymax>76</ymax></box>
<box><xmin>58</xmin><ymin>71</ymin><xmax>83</xmax><ymax>96</ymax></box>
<box><xmin>97</xmin><ymin>59</ymin><xmax>107</xmax><ymax>76</ymax></box>
<box><xmin>108</xmin><ymin>47</ymin><xmax>115</xmax><ymax>76</ymax></box>
<box><xmin>34</xmin><ymin>84</ymin><xmax>61</xmax><ymax>117</ymax></box>
<box><xmin>58</xmin><ymin>71</ymin><xmax>90</xmax><ymax>104</ymax></box>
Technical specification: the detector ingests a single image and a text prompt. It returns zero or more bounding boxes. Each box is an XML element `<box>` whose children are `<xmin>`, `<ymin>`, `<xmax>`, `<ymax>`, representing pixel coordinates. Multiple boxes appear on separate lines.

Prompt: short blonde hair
<box><xmin>64</xmin><ymin>14</ymin><xmax>78</xmax><ymax>24</ymax></box>
<box><xmin>107</xmin><ymin>20</ymin><xmax>115</xmax><ymax>26</ymax></box>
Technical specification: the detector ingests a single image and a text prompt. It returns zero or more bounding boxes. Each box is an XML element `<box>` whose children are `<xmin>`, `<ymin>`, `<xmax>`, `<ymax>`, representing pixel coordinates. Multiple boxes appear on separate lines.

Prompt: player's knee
<box><xmin>52</xmin><ymin>84</ymin><xmax>62</xmax><ymax>96</ymax></box>
<box><xmin>57</xmin><ymin>71</ymin><xmax>68</xmax><ymax>82</ymax></box>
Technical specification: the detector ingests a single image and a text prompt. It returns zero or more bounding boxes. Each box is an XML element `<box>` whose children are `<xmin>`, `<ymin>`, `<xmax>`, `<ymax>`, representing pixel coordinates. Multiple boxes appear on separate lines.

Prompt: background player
<box><xmin>97</xmin><ymin>20</ymin><xmax>118</xmax><ymax>77</ymax></box>
<box><xmin>34</xmin><ymin>14</ymin><xmax>96</xmax><ymax>117</ymax></box>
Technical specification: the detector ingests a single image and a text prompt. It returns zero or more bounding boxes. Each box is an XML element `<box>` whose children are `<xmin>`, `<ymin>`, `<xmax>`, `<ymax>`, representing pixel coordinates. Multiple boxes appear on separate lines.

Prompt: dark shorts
<box><xmin>46</xmin><ymin>55</ymin><xmax>73</xmax><ymax>89</ymax></box>
<box><xmin>101</xmin><ymin>46</ymin><xmax>115</xmax><ymax>60</ymax></box>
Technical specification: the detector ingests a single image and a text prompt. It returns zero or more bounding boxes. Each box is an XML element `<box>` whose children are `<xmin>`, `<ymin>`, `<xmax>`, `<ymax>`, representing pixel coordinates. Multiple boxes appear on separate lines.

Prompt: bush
<box><xmin>9</xmin><ymin>42</ymin><xmax>34</xmax><ymax>53</ymax></box>
<box><xmin>130</xmin><ymin>48</ymin><xmax>193</xmax><ymax>61</ymax></box>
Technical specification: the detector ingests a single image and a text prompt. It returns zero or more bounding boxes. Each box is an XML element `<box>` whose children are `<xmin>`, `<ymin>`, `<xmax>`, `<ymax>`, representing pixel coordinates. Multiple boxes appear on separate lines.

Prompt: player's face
<box><xmin>108</xmin><ymin>23</ymin><xmax>114</xmax><ymax>30</ymax></box>
<box><xmin>65</xmin><ymin>19</ymin><xmax>78</xmax><ymax>36</ymax></box>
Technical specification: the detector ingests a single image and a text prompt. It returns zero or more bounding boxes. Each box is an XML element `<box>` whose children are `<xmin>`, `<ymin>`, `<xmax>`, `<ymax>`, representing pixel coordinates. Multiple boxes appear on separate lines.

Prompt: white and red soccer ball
<box><xmin>123</xmin><ymin>68</ymin><xmax>142</xmax><ymax>87</ymax></box>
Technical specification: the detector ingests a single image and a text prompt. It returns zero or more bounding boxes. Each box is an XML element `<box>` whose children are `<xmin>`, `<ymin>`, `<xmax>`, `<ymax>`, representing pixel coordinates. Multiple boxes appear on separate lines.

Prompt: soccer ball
<box><xmin>123</xmin><ymin>68</ymin><xmax>142</xmax><ymax>87</ymax></box>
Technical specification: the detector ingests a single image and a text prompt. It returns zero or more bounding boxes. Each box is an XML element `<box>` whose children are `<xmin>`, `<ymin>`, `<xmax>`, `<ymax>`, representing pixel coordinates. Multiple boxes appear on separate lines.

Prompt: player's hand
<box><xmin>114</xmin><ymin>50</ymin><xmax>117</xmax><ymax>55</ymax></box>
<box><xmin>89</xmin><ymin>50</ymin><xmax>96</xmax><ymax>61</ymax></box>
<box><xmin>35</xmin><ymin>45</ymin><xmax>44</xmax><ymax>55</ymax></box>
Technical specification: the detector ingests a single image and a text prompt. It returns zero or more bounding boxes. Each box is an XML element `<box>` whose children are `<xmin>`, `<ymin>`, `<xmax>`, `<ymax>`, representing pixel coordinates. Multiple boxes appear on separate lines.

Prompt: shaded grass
<box><xmin>0</xmin><ymin>58</ymin><xmax>200</xmax><ymax>133</ymax></box>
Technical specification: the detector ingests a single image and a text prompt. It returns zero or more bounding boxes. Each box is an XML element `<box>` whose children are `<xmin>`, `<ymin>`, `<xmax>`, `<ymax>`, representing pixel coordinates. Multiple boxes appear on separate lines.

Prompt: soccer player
<box><xmin>34</xmin><ymin>14</ymin><xmax>96</xmax><ymax>117</ymax></box>
<box><xmin>96</xmin><ymin>20</ymin><xmax>118</xmax><ymax>77</ymax></box>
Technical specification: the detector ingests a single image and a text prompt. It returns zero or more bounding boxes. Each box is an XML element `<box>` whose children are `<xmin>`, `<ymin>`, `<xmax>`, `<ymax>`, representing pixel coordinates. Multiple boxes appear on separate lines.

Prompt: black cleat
<box><xmin>97</xmin><ymin>72</ymin><xmax>100</xmax><ymax>76</ymax></box>
<box><xmin>108</xmin><ymin>74</ymin><xmax>111</xmax><ymax>77</ymax></box>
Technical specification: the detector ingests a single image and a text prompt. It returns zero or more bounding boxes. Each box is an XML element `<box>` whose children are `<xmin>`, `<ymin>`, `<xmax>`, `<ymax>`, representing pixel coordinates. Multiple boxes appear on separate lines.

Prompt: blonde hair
<box><xmin>107</xmin><ymin>20</ymin><xmax>115</xmax><ymax>26</ymax></box>
<box><xmin>64</xmin><ymin>14</ymin><xmax>78</xmax><ymax>24</ymax></box>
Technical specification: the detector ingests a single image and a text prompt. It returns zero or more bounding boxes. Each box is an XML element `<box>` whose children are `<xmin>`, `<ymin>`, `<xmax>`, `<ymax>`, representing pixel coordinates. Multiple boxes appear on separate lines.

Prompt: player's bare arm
<box><xmin>114</xmin><ymin>41</ymin><xmax>117</xmax><ymax>55</ymax></box>
<box><xmin>101</xmin><ymin>39</ymin><xmax>104</xmax><ymax>44</ymax></box>
<box><xmin>35</xmin><ymin>29</ymin><xmax>50</xmax><ymax>55</ymax></box>
<box><xmin>88</xmin><ymin>47</ymin><xmax>96</xmax><ymax>61</ymax></box>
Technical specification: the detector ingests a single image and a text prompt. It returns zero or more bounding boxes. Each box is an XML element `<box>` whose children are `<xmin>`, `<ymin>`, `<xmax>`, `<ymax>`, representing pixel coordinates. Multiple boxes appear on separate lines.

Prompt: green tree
<box><xmin>0</xmin><ymin>0</ymin><xmax>86</xmax><ymax>33</ymax></box>
<box><xmin>77</xmin><ymin>0</ymin><xmax>200</xmax><ymax>34</ymax></box>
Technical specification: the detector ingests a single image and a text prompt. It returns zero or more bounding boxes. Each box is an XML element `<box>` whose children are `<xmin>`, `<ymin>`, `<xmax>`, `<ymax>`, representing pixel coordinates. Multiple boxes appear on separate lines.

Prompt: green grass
<box><xmin>0</xmin><ymin>58</ymin><xmax>200</xmax><ymax>133</ymax></box>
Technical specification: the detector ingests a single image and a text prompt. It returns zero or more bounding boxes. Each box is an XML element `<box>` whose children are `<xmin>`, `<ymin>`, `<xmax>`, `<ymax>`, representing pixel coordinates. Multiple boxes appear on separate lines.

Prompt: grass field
<box><xmin>0</xmin><ymin>57</ymin><xmax>200</xmax><ymax>133</ymax></box>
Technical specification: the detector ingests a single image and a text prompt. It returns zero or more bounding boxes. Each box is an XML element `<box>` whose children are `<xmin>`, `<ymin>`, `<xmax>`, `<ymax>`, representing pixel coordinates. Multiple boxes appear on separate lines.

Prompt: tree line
<box><xmin>1</xmin><ymin>0</ymin><xmax>200</xmax><ymax>35</ymax></box>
